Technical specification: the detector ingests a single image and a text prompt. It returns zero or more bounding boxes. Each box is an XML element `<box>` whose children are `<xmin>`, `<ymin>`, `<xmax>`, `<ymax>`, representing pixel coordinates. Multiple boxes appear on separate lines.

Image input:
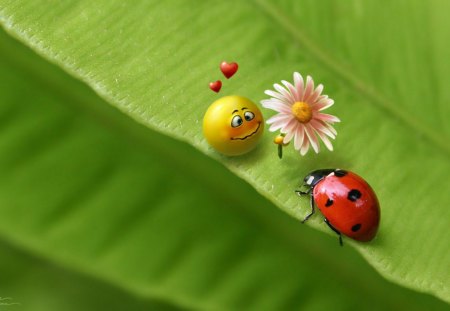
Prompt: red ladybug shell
<box><xmin>313</xmin><ymin>171</ymin><xmax>380</xmax><ymax>241</ymax></box>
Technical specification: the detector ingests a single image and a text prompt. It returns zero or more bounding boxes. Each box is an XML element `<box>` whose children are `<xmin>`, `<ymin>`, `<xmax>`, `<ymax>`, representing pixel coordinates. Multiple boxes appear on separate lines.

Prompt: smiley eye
<box><xmin>231</xmin><ymin>115</ymin><xmax>243</xmax><ymax>128</ymax></box>
<box><xmin>244</xmin><ymin>111</ymin><xmax>255</xmax><ymax>121</ymax></box>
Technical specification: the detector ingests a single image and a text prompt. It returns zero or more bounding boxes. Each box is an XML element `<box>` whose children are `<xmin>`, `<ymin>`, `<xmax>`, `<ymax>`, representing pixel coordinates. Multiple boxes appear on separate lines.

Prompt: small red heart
<box><xmin>209</xmin><ymin>80</ymin><xmax>222</xmax><ymax>93</ymax></box>
<box><xmin>220</xmin><ymin>61</ymin><xmax>238</xmax><ymax>79</ymax></box>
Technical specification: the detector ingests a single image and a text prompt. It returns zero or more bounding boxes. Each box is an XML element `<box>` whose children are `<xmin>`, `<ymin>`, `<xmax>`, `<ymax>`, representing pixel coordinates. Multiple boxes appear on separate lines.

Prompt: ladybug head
<box><xmin>303</xmin><ymin>169</ymin><xmax>335</xmax><ymax>188</ymax></box>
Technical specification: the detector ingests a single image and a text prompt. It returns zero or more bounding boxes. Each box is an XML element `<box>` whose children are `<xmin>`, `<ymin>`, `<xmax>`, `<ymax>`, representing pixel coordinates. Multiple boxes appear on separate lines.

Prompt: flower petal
<box><xmin>313</xmin><ymin>97</ymin><xmax>334</xmax><ymax>111</ymax></box>
<box><xmin>264</xmin><ymin>90</ymin><xmax>290</xmax><ymax>104</ymax></box>
<box><xmin>282</xmin><ymin>120</ymin><xmax>299</xmax><ymax>143</ymax></box>
<box><xmin>280</xmin><ymin>117</ymin><xmax>298</xmax><ymax>134</ymax></box>
<box><xmin>302</xmin><ymin>75</ymin><xmax>314</xmax><ymax>101</ymax></box>
<box><xmin>314</xmin><ymin>128</ymin><xmax>334</xmax><ymax>151</ymax></box>
<box><xmin>300</xmin><ymin>134</ymin><xmax>310</xmax><ymax>155</ymax></box>
<box><xmin>268</xmin><ymin>117</ymin><xmax>290</xmax><ymax>132</ymax></box>
<box><xmin>323</xmin><ymin>121</ymin><xmax>338</xmax><ymax>136</ymax></box>
<box><xmin>293</xmin><ymin>72</ymin><xmax>305</xmax><ymax>100</ymax></box>
<box><xmin>274</xmin><ymin>83</ymin><xmax>295</xmax><ymax>103</ymax></box>
<box><xmin>315</xmin><ymin>113</ymin><xmax>341</xmax><ymax>123</ymax></box>
<box><xmin>306</xmin><ymin>84</ymin><xmax>323</xmax><ymax>104</ymax></box>
<box><xmin>261</xmin><ymin>99</ymin><xmax>292</xmax><ymax>114</ymax></box>
<box><xmin>304</xmin><ymin>124</ymin><xmax>320</xmax><ymax>153</ymax></box>
<box><xmin>310</xmin><ymin>119</ymin><xmax>336</xmax><ymax>139</ymax></box>
<box><xmin>269</xmin><ymin>122</ymin><xmax>284</xmax><ymax>132</ymax></box>
<box><xmin>266</xmin><ymin>113</ymin><xmax>292</xmax><ymax>125</ymax></box>
<box><xmin>269</xmin><ymin>114</ymin><xmax>295</xmax><ymax>132</ymax></box>
<box><xmin>281</xmin><ymin>80</ymin><xmax>299</xmax><ymax>101</ymax></box>
<box><xmin>294</xmin><ymin>125</ymin><xmax>305</xmax><ymax>150</ymax></box>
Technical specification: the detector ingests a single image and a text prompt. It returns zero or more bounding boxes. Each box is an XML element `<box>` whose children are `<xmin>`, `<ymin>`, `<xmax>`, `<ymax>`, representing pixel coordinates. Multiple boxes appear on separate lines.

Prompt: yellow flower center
<box><xmin>291</xmin><ymin>102</ymin><xmax>312</xmax><ymax>123</ymax></box>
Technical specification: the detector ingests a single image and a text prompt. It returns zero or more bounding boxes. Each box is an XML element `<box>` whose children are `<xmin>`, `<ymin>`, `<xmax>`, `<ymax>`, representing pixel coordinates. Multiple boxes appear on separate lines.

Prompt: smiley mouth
<box><xmin>230</xmin><ymin>122</ymin><xmax>261</xmax><ymax>140</ymax></box>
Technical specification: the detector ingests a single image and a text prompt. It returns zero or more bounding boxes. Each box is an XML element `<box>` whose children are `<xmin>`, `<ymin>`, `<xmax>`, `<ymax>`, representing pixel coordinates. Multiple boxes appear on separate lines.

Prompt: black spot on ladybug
<box><xmin>351</xmin><ymin>224</ymin><xmax>362</xmax><ymax>232</ymax></box>
<box><xmin>347</xmin><ymin>189</ymin><xmax>361</xmax><ymax>202</ymax></box>
<box><xmin>325</xmin><ymin>198</ymin><xmax>333</xmax><ymax>207</ymax></box>
<box><xmin>334</xmin><ymin>170</ymin><xmax>348</xmax><ymax>177</ymax></box>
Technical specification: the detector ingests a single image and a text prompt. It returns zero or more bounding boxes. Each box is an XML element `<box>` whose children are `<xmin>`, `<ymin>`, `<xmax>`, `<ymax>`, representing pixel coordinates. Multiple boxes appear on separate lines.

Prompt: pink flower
<box><xmin>261</xmin><ymin>72</ymin><xmax>340</xmax><ymax>155</ymax></box>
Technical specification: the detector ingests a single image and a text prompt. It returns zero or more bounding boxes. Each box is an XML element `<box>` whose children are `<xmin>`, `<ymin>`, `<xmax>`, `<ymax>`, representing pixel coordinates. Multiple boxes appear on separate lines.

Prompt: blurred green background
<box><xmin>0</xmin><ymin>1</ymin><xmax>449</xmax><ymax>310</ymax></box>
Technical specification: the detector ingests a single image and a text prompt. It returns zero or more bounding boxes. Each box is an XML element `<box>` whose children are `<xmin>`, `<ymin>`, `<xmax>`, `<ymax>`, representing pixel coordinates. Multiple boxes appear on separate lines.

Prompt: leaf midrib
<box><xmin>254</xmin><ymin>0</ymin><xmax>450</xmax><ymax>156</ymax></box>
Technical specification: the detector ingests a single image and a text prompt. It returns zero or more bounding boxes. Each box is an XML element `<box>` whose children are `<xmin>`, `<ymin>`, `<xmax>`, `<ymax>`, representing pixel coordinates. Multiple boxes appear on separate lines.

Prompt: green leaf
<box><xmin>0</xmin><ymin>240</ymin><xmax>178</xmax><ymax>311</ymax></box>
<box><xmin>0</xmin><ymin>0</ymin><xmax>449</xmax><ymax>307</ymax></box>
<box><xmin>0</xmin><ymin>25</ymin><xmax>448</xmax><ymax>311</ymax></box>
<box><xmin>0</xmin><ymin>27</ymin><xmax>448</xmax><ymax>311</ymax></box>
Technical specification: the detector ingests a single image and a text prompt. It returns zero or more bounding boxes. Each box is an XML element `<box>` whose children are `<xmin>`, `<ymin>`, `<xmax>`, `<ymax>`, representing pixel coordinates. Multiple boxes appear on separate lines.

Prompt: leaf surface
<box><xmin>0</xmin><ymin>240</ymin><xmax>179</xmax><ymax>311</ymax></box>
<box><xmin>0</xmin><ymin>0</ymin><xmax>449</xmax><ymax>305</ymax></box>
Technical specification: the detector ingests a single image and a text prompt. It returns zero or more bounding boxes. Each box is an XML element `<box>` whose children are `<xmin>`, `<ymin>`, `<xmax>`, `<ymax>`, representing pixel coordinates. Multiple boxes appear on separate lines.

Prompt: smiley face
<box><xmin>203</xmin><ymin>95</ymin><xmax>264</xmax><ymax>156</ymax></box>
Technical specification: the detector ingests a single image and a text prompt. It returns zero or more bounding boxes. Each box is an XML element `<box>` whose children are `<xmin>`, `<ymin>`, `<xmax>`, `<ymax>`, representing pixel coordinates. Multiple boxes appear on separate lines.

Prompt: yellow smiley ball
<box><xmin>203</xmin><ymin>95</ymin><xmax>264</xmax><ymax>156</ymax></box>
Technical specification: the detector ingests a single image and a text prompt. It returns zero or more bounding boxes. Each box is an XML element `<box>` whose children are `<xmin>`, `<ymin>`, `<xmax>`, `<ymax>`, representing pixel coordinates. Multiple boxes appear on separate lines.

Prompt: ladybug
<box><xmin>296</xmin><ymin>169</ymin><xmax>380</xmax><ymax>246</ymax></box>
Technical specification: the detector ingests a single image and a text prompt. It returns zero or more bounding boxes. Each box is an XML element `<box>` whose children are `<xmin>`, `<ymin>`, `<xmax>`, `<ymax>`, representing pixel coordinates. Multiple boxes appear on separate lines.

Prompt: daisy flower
<box><xmin>261</xmin><ymin>72</ymin><xmax>340</xmax><ymax>156</ymax></box>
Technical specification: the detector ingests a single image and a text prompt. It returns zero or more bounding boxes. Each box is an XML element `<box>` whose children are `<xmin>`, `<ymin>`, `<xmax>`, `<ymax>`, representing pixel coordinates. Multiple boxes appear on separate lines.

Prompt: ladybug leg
<box><xmin>301</xmin><ymin>194</ymin><xmax>315</xmax><ymax>223</ymax></box>
<box><xmin>295</xmin><ymin>186</ymin><xmax>311</xmax><ymax>196</ymax></box>
<box><xmin>295</xmin><ymin>189</ymin><xmax>310</xmax><ymax>196</ymax></box>
<box><xmin>295</xmin><ymin>187</ymin><xmax>315</xmax><ymax>223</ymax></box>
<box><xmin>324</xmin><ymin>218</ymin><xmax>343</xmax><ymax>246</ymax></box>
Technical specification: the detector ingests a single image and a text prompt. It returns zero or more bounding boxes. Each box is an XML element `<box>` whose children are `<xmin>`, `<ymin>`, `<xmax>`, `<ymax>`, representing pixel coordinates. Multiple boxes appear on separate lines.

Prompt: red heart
<box><xmin>209</xmin><ymin>80</ymin><xmax>222</xmax><ymax>93</ymax></box>
<box><xmin>220</xmin><ymin>61</ymin><xmax>238</xmax><ymax>79</ymax></box>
